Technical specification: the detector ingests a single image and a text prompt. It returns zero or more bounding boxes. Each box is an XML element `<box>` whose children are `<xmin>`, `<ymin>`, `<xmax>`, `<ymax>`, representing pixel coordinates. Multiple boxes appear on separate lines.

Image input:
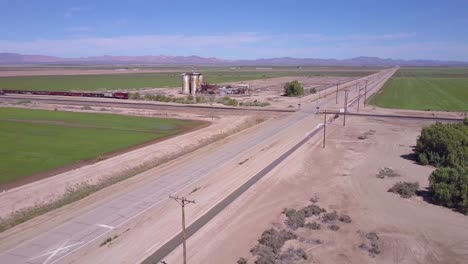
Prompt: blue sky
<box><xmin>1</xmin><ymin>0</ymin><xmax>468</xmax><ymax>60</ymax></box>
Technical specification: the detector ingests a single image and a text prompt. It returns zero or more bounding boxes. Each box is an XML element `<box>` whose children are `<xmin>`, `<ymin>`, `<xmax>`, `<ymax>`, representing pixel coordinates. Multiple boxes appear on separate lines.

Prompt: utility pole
<box><xmin>169</xmin><ymin>195</ymin><xmax>195</xmax><ymax>264</ymax></box>
<box><xmin>343</xmin><ymin>90</ymin><xmax>348</xmax><ymax>127</ymax></box>
<box><xmin>335</xmin><ymin>83</ymin><xmax>339</xmax><ymax>104</ymax></box>
<box><xmin>364</xmin><ymin>79</ymin><xmax>368</xmax><ymax>107</ymax></box>
<box><xmin>323</xmin><ymin>110</ymin><xmax>327</xmax><ymax>148</ymax></box>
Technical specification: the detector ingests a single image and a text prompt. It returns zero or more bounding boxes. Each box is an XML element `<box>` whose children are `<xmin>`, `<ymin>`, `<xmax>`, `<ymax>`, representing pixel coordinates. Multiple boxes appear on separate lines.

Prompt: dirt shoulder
<box><xmin>164</xmin><ymin>116</ymin><xmax>468</xmax><ymax>264</ymax></box>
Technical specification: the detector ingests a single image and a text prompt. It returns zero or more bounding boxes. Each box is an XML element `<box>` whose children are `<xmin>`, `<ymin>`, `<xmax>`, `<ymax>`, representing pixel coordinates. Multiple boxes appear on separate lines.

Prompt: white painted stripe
<box><xmin>96</xmin><ymin>224</ymin><xmax>115</xmax><ymax>229</ymax></box>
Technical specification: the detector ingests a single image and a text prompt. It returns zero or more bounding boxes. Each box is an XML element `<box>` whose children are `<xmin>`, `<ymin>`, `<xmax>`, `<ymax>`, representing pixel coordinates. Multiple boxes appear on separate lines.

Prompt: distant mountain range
<box><xmin>0</xmin><ymin>53</ymin><xmax>466</xmax><ymax>66</ymax></box>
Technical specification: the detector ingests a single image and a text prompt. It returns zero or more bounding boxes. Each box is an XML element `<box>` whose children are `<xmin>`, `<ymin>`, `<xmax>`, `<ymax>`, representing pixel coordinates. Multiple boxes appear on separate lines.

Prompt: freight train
<box><xmin>0</xmin><ymin>89</ymin><xmax>129</xmax><ymax>99</ymax></box>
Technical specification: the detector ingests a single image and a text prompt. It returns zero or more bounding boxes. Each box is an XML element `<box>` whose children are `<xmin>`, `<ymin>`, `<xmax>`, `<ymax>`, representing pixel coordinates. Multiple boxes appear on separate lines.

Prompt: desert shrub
<box><xmin>416</xmin><ymin>122</ymin><xmax>468</xmax><ymax>168</ymax></box>
<box><xmin>359</xmin><ymin>232</ymin><xmax>380</xmax><ymax>257</ymax></box>
<box><xmin>237</xmin><ymin>257</ymin><xmax>248</xmax><ymax>264</ymax></box>
<box><xmin>309</xmin><ymin>87</ymin><xmax>317</xmax><ymax>94</ymax></box>
<box><xmin>283</xmin><ymin>80</ymin><xmax>304</xmax><ymax>97</ymax></box>
<box><xmin>321</xmin><ymin>211</ymin><xmax>338</xmax><ymax>223</ymax></box>
<box><xmin>283</xmin><ymin>209</ymin><xmax>305</xmax><ymax>229</ymax></box>
<box><xmin>278</xmin><ymin>247</ymin><xmax>307</xmax><ymax>263</ymax></box>
<box><xmin>129</xmin><ymin>92</ymin><xmax>141</xmax><ymax>100</ymax></box>
<box><xmin>328</xmin><ymin>224</ymin><xmax>340</xmax><ymax>231</ymax></box>
<box><xmin>305</xmin><ymin>222</ymin><xmax>321</xmax><ymax>230</ymax></box>
<box><xmin>299</xmin><ymin>204</ymin><xmax>325</xmax><ymax>217</ymax></box>
<box><xmin>196</xmin><ymin>96</ymin><xmax>207</xmax><ymax>103</ymax></box>
<box><xmin>338</xmin><ymin>214</ymin><xmax>352</xmax><ymax>223</ymax></box>
<box><xmin>376</xmin><ymin>167</ymin><xmax>399</xmax><ymax>179</ymax></box>
<box><xmin>239</xmin><ymin>101</ymin><xmax>271</xmax><ymax>107</ymax></box>
<box><xmin>144</xmin><ymin>94</ymin><xmax>155</xmax><ymax>100</ymax></box>
<box><xmin>388</xmin><ymin>182</ymin><xmax>419</xmax><ymax>198</ymax></box>
<box><xmin>429</xmin><ymin>166</ymin><xmax>468</xmax><ymax>214</ymax></box>
<box><xmin>250</xmin><ymin>244</ymin><xmax>275</xmax><ymax>264</ymax></box>
<box><xmin>256</xmin><ymin>228</ymin><xmax>297</xmax><ymax>254</ymax></box>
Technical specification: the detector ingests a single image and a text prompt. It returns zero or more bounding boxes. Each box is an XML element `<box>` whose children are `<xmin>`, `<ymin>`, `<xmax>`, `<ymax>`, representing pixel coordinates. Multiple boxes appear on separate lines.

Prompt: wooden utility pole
<box><xmin>364</xmin><ymin>79</ymin><xmax>368</xmax><ymax>107</ymax></box>
<box><xmin>335</xmin><ymin>84</ymin><xmax>339</xmax><ymax>104</ymax></box>
<box><xmin>343</xmin><ymin>90</ymin><xmax>348</xmax><ymax>127</ymax></box>
<box><xmin>323</xmin><ymin>110</ymin><xmax>327</xmax><ymax>148</ymax></box>
<box><xmin>169</xmin><ymin>195</ymin><xmax>195</xmax><ymax>264</ymax></box>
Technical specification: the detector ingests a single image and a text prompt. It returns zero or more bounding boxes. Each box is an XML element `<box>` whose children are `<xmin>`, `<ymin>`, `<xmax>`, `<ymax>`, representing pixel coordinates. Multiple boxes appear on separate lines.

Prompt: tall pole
<box><xmin>364</xmin><ymin>79</ymin><xmax>368</xmax><ymax>107</ymax></box>
<box><xmin>335</xmin><ymin>84</ymin><xmax>338</xmax><ymax>104</ymax></box>
<box><xmin>170</xmin><ymin>195</ymin><xmax>195</xmax><ymax>264</ymax></box>
<box><xmin>323</xmin><ymin>110</ymin><xmax>327</xmax><ymax>148</ymax></box>
<box><xmin>343</xmin><ymin>90</ymin><xmax>348</xmax><ymax>127</ymax></box>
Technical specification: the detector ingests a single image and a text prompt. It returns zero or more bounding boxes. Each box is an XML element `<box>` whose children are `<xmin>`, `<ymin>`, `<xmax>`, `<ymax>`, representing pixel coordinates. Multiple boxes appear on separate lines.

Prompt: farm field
<box><xmin>0</xmin><ymin>107</ymin><xmax>199</xmax><ymax>186</ymax></box>
<box><xmin>368</xmin><ymin>67</ymin><xmax>468</xmax><ymax>111</ymax></box>
<box><xmin>0</xmin><ymin>69</ymin><xmax>377</xmax><ymax>91</ymax></box>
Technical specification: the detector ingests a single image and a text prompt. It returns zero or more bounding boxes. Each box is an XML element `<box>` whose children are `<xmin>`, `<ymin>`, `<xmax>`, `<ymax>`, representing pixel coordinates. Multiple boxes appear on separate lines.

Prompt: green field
<box><xmin>0</xmin><ymin>107</ymin><xmax>198</xmax><ymax>185</ymax></box>
<box><xmin>0</xmin><ymin>68</ymin><xmax>376</xmax><ymax>91</ymax></box>
<box><xmin>368</xmin><ymin>68</ymin><xmax>468</xmax><ymax>111</ymax></box>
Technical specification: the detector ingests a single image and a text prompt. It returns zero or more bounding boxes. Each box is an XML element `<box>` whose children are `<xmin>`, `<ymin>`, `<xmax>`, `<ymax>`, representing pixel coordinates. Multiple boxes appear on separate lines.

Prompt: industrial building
<box><xmin>181</xmin><ymin>72</ymin><xmax>250</xmax><ymax>96</ymax></box>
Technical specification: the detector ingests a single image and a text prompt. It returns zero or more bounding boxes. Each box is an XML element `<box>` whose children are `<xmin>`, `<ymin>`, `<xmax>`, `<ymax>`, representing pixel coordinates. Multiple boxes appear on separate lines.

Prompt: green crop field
<box><xmin>0</xmin><ymin>68</ymin><xmax>376</xmax><ymax>91</ymax></box>
<box><xmin>0</xmin><ymin>107</ymin><xmax>199</xmax><ymax>185</ymax></box>
<box><xmin>368</xmin><ymin>68</ymin><xmax>468</xmax><ymax>111</ymax></box>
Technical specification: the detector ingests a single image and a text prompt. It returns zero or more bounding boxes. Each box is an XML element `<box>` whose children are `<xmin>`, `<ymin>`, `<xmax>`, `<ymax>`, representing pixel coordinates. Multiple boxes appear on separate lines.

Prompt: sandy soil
<box><xmin>164</xmin><ymin>117</ymin><xmax>468</xmax><ymax>264</ymax></box>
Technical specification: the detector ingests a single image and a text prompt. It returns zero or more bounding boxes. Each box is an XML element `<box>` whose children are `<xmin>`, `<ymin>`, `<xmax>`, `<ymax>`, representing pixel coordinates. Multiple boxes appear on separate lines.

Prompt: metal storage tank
<box><xmin>190</xmin><ymin>74</ymin><xmax>199</xmax><ymax>95</ymax></box>
<box><xmin>198</xmin><ymin>74</ymin><xmax>204</xmax><ymax>87</ymax></box>
<box><xmin>182</xmin><ymin>73</ymin><xmax>190</xmax><ymax>94</ymax></box>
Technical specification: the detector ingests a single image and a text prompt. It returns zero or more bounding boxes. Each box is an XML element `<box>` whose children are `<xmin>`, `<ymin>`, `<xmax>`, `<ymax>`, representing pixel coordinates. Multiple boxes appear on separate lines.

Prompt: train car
<box><xmin>112</xmin><ymin>92</ymin><xmax>129</xmax><ymax>99</ymax></box>
<box><xmin>1</xmin><ymin>90</ymin><xmax>129</xmax><ymax>99</ymax></box>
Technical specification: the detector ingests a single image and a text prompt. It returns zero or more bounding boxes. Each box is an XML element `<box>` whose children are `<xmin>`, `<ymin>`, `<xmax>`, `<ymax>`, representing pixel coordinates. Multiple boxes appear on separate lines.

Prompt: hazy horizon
<box><xmin>1</xmin><ymin>1</ymin><xmax>468</xmax><ymax>61</ymax></box>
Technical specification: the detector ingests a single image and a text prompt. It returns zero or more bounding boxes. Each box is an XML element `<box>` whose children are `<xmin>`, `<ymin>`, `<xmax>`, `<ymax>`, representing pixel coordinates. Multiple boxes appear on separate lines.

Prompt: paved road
<box><xmin>0</xmin><ymin>68</ymin><xmax>396</xmax><ymax>264</ymax></box>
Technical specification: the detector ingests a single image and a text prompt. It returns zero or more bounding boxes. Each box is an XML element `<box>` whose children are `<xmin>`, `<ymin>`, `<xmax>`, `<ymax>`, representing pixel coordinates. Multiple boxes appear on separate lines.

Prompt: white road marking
<box><xmin>96</xmin><ymin>224</ymin><xmax>115</xmax><ymax>230</ymax></box>
<box><xmin>27</xmin><ymin>240</ymin><xmax>83</xmax><ymax>264</ymax></box>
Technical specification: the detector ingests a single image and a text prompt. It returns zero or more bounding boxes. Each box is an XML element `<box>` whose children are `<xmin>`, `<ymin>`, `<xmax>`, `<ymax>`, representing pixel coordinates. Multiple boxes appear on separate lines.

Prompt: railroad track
<box><xmin>0</xmin><ymin>95</ymin><xmax>297</xmax><ymax>113</ymax></box>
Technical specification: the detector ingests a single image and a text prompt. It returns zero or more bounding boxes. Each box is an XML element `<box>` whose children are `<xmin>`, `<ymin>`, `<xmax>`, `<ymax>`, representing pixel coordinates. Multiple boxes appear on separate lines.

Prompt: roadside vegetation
<box><xmin>415</xmin><ymin>119</ymin><xmax>468</xmax><ymax>214</ymax></box>
<box><xmin>239</xmin><ymin>196</ymin><xmax>366</xmax><ymax>263</ymax></box>
<box><xmin>130</xmin><ymin>92</ymin><xmax>271</xmax><ymax>107</ymax></box>
<box><xmin>368</xmin><ymin>68</ymin><xmax>468</xmax><ymax>111</ymax></box>
<box><xmin>0</xmin><ymin>107</ymin><xmax>197</xmax><ymax>185</ymax></box>
<box><xmin>283</xmin><ymin>80</ymin><xmax>304</xmax><ymax>97</ymax></box>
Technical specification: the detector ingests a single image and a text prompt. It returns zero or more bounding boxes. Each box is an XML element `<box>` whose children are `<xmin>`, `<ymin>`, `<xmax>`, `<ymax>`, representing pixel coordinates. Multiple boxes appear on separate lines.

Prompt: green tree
<box><xmin>416</xmin><ymin>122</ymin><xmax>468</xmax><ymax>168</ymax></box>
<box><xmin>283</xmin><ymin>80</ymin><xmax>304</xmax><ymax>97</ymax></box>
<box><xmin>429</xmin><ymin>166</ymin><xmax>468</xmax><ymax>214</ymax></box>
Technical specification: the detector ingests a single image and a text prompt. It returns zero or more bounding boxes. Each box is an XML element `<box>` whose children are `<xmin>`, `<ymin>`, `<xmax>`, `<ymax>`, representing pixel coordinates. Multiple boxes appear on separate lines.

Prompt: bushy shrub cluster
<box><xmin>283</xmin><ymin>80</ymin><xmax>304</xmax><ymax>97</ymax></box>
<box><xmin>416</xmin><ymin>121</ymin><xmax>467</xmax><ymax>213</ymax></box>
<box><xmin>429</xmin><ymin>166</ymin><xmax>467</xmax><ymax>214</ymax></box>
<box><xmin>416</xmin><ymin>122</ymin><xmax>467</xmax><ymax>168</ymax></box>
<box><xmin>250</xmin><ymin>228</ymin><xmax>297</xmax><ymax>264</ymax></box>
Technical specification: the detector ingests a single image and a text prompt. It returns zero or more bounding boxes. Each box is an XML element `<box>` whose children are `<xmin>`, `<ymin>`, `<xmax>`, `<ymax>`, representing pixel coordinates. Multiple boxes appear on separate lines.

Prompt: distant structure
<box><xmin>181</xmin><ymin>72</ymin><xmax>203</xmax><ymax>95</ymax></box>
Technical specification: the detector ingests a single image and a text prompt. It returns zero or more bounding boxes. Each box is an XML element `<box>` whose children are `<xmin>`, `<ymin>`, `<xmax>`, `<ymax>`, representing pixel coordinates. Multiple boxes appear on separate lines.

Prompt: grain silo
<box><xmin>190</xmin><ymin>73</ymin><xmax>199</xmax><ymax>95</ymax></box>
<box><xmin>181</xmin><ymin>73</ymin><xmax>190</xmax><ymax>94</ymax></box>
<box><xmin>198</xmin><ymin>74</ymin><xmax>204</xmax><ymax>87</ymax></box>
